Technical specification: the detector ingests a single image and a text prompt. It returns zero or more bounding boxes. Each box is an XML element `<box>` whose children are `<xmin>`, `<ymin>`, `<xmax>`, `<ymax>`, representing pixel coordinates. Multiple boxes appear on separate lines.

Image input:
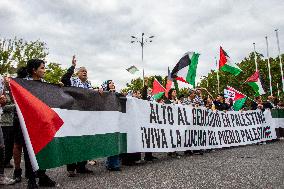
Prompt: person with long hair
<box><xmin>164</xmin><ymin>88</ymin><xmax>181</xmax><ymax>159</ymax></box>
<box><xmin>101</xmin><ymin>80</ymin><xmax>121</xmax><ymax>171</ymax></box>
<box><xmin>13</xmin><ymin>59</ymin><xmax>56</xmax><ymax>189</ymax></box>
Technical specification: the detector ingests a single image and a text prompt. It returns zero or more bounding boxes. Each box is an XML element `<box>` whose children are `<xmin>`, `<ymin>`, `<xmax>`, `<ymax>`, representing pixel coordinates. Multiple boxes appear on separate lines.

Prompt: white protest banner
<box><xmin>123</xmin><ymin>98</ymin><xmax>277</xmax><ymax>153</ymax></box>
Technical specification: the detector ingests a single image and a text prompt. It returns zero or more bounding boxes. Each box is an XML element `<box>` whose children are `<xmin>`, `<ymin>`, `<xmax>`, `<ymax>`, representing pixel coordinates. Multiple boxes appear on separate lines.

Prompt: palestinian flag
<box><xmin>245</xmin><ymin>71</ymin><xmax>265</xmax><ymax>96</ymax></box>
<box><xmin>9</xmin><ymin>78</ymin><xmax>127</xmax><ymax>170</ymax></box>
<box><xmin>225</xmin><ymin>86</ymin><xmax>247</xmax><ymax>111</ymax></box>
<box><xmin>126</xmin><ymin>65</ymin><xmax>139</xmax><ymax>74</ymax></box>
<box><xmin>219</xmin><ymin>47</ymin><xmax>242</xmax><ymax>76</ymax></box>
<box><xmin>152</xmin><ymin>78</ymin><xmax>165</xmax><ymax>100</ymax></box>
<box><xmin>171</xmin><ymin>52</ymin><xmax>200</xmax><ymax>87</ymax></box>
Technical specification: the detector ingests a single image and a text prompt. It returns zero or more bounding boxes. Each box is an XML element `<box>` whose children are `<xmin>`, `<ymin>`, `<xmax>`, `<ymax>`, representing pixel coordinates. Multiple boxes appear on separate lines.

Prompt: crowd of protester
<box><xmin>0</xmin><ymin>57</ymin><xmax>283</xmax><ymax>188</ymax></box>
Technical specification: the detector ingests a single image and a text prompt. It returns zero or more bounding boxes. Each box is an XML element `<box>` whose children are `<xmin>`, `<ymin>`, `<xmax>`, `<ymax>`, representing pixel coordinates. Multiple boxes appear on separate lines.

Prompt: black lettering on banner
<box><xmin>161</xmin><ymin>105</ymin><xmax>167</xmax><ymax>124</ymax></box>
<box><xmin>167</xmin><ymin>106</ymin><xmax>174</xmax><ymax>125</ymax></box>
<box><xmin>226</xmin><ymin>114</ymin><xmax>232</xmax><ymax>127</ymax></box>
<box><xmin>235</xmin><ymin>114</ymin><xmax>240</xmax><ymax>127</ymax></box>
<box><xmin>252</xmin><ymin>128</ymin><xmax>259</xmax><ymax>140</ymax></box>
<box><xmin>234</xmin><ymin>130</ymin><xmax>241</xmax><ymax>143</ymax></box>
<box><xmin>192</xmin><ymin>108</ymin><xmax>196</xmax><ymax>125</ymax></box>
<box><xmin>141</xmin><ymin>127</ymin><xmax>151</xmax><ymax>148</ymax></box>
<box><xmin>178</xmin><ymin>107</ymin><xmax>185</xmax><ymax>125</ymax></box>
<box><xmin>250</xmin><ymin>113</ymin><xmax>256</xmax><ymax>125</ymax></box>
<box><xmin>183</xmin><ymin>108</ymin><xmax>191</xmax><ymax>125</ymax></box>
<box><xmin>252</xmin><ymin>112</ymin><xmax>259</xmax><ymax>124</ymax></box>
<box><xmin>153</xmin><ymin>128</ymin><xmax>161</xmax><ymax>148</ymax></box>
<box><xmin>256</xmin><ymin>111</ymin><xmax>264</xmax><ymax>124</ymax></box>
<box><xmin>184</xmin><ymin>130</ymin><xmax>189</xmax><ymax>147</ymax></box>
<box><xmin>161</xmin><ymin>129</ymin><xmax>168</xmax><ymax>148</ymax></box>
<box><xmin>240</xmin><ymin>130</ymin><xmax>246</xmax><ymax>142</ymax></box>
<box><xmin>208</xmin><ymin>130</ymin><xmax>218</xmax><ymax>145</ymax></box>
<box><xmin>176</xmin><ymin>130</ymin><xmax>182</xmax><ymax>147</ymax></box>
<box><xmin>245</xmin><ymin>129</ymin><xmax>252</xmax><ymax>141</ymax></box>
<box><xmin>218</xmin><ymin>131</ymin><xmax>223</xmax><ymax>145</ymax></box>
<box><xmin>197</xmin><ymin>109</ymin><xmax>202</xmax><ymax>126</ymax></box>
<box><xmin>141</xmin><ymin>127</ymin><xmax>145</xmax><ymax>148</ymax></box>
<box><xmin>221</xmin><ymin>113</ymin><xmax>227</xmax><ymax>127</ymax></box>
<box><xmin>170</xmin><ymin>129</ymin><xmax>176</xmax><ymax>148</ymax></box>
<box><xmin>202</xmin><ymin>131</ymin><xmax>207</xmax><ymax>146</ymax></box>
<box><xmin>205</xmin><ymin>110</ymin><xmax>210</xmax><ymax>126</ymax></box>
<box><xmin>215</xmin><ymin>114</ymin><xmax>221</xmax><ymax>127</ymax></box>
<box><xmin>230</xmin><ymin>114</ymin><xmax>236</xmax><ymax>127</ymax></box>
<box><xmin>155</xmin><ymin>104</ymin><xmax>163</xmax><ymax>124</ymax></box>
<box><xmin>245</xmin><ymin>113</ymin><xmax>252</xmax><ymax>125</ymax></box>
<box><xmin>209</xmin><ymin>112</ymin><xmax>215</xmax><ymax>127</ymax></box>
<box><xmin>240</xmin><ymin>114</ymin><xmax>247</xmax><ymax>126</ymax></box>
<box><xmin>150</xmin><ymin>103</ymin><xmax>157</xmax><ymax>124</ymax></box>
<box><xmin>151</xmin><ymin>128</ymin><xmax>155</xmax><ymax>148</ymax></box>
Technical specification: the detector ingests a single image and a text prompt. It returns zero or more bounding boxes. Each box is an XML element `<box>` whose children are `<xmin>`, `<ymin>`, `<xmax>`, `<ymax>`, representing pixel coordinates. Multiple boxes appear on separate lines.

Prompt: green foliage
<box><xmin>0</xmin><ymin>38</ymin><xmax>49</xmax><ymax>75</ymax></box>
<box><xmin>0</xmin><ymin>37</ymin><xmax>66</xmax><ymax>84</ymax></box>
<box><xmin>44</xmin><ymin>63</ymin><xmax>66</xmax><ymax>84</ymax></box>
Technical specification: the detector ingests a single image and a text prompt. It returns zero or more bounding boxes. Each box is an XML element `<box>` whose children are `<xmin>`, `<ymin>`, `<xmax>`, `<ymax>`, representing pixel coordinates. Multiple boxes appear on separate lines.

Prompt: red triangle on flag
<box><xmin>219</xmin><ymin>46</ymin><xmax>228</xmax><ymax>68</ymax></box>
<box><xmin>152</xmin><ymin>78</ymin><xmax>166</xmax><ymax>95</ymax></box>
<box><xmin>245</xmin><ymin>71</ymin><xmax>259</xmax><ymax>82</ymax></box>
<box><xmin>9</xmin><ymin>80</ymin><xmax>64</xmax><ymax>154</ymax></box>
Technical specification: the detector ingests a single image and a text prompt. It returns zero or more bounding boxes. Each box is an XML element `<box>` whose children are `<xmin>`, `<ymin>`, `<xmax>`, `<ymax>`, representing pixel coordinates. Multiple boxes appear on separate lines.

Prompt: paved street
<box><xmin>4</xmin><ymin>140</ymin><xmax>284</xmax><ymax>189</ymax></box>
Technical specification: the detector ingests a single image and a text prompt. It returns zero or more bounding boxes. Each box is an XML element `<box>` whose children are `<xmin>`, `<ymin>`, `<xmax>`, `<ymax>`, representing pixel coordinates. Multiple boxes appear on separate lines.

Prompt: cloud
<box><xmin>1</xmin><ymin>0</ymin><xmax>284</xmax><ymax>90</ymax></box>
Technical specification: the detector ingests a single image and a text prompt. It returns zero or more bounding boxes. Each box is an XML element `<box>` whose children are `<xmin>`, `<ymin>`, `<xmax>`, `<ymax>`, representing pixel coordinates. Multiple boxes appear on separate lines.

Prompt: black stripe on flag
<box><xmin>171</xmin><ymin>54</ymin><xmax>191</xmax><ymax>78</ymax></box>
<box><xmin>13</xmin><ymin>78</ymin><xmax>126</xmax><ymax>112</ymax></box>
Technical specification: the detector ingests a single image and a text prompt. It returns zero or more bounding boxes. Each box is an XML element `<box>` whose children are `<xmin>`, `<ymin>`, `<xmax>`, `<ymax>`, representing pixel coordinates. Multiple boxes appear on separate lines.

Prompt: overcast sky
<box><xmin>1</xmin><ymin>0</ymin><xmax>284</xmax><ymax>90</ymax></box>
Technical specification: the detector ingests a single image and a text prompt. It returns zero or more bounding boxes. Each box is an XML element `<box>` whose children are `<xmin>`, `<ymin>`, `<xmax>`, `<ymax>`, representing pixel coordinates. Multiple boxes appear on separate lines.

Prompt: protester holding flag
<box><xmin>13</xmin><ymin>59</ymin><xmax>56</xmax><ymax>188</ymax></box>
<box><xmin>61</xmin><ymin>56</ymin><xmax>93</xmax><ymax>177</ymax></box>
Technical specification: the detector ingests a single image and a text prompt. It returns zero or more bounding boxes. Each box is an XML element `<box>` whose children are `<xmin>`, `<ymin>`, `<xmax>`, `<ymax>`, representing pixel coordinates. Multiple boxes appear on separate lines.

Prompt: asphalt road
<box><xmin>4</xmin><ymin>140</ymin><xmax>284</xmax><ymax>189</ymax></box>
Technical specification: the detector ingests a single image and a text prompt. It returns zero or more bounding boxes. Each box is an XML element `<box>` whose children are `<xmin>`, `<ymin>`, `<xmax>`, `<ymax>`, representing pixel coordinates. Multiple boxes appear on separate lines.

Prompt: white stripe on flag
<box><xmin>53</xmin><ymin>109</ymin><xmax>122</xmax><ymax>137</ymax></box>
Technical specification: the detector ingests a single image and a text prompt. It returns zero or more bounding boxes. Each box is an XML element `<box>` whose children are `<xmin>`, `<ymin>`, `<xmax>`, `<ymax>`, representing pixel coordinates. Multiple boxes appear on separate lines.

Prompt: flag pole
<box><xmin>275</xmin><ymin>29</ymin><xmax>284</xmax><ymax>92</ymax></box>
<box><xmin>253</xmin><ymin>43</ymin><xmax>258</xmax><ymax>71</ymax></box>
<box><xmin>265</xmin><ymin>36</ymin><xmax>273</xmax><ymax>96</ymax></box>
<box><xmin>277</xmin><ymin>83</ymin><xmax>280</xmax><ymax>100</ymax></box>
<box><xmin>215</xmin><ymin>57</ymin><xmax>220</xmax><ymax>94</ymax></box>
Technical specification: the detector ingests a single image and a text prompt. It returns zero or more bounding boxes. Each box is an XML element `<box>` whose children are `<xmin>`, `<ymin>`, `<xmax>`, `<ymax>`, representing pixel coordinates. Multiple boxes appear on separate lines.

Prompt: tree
<box><xmin>44</xmin><ymin>63</ymin><xmax>66</xmax><ymax>84</ymax></box>
<box><xmin>0</xmin><ymin>38</ymin><xmax>49</xmax><ymax>75</ymax></box>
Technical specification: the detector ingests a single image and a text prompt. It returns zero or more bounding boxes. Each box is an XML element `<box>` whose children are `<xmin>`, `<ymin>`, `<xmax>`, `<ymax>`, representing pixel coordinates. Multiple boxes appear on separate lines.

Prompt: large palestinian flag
<box><xmin>245</xmin><ymin>71</ymin><xmax>266</xmax><ymax>96</ymax></box>
<box><xmin>9</xmin><ymin>78</ymin><xmax>127</xmax><ymax>170</ymax></box>
<box><xmin>219</xmin><ymin>47</ymin><xmax>242</xmax><ymax>76</ymax></box>
<box><xmin>171</xmin><ymin>52</ymin><xmax>200</xmax><ymax>87</ymax></box>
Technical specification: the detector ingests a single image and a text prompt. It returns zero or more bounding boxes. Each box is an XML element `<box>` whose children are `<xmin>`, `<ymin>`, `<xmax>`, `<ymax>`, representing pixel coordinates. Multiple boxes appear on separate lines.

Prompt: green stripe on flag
<box><xmin>221</xmin><ymin>64</ymin><xmax>242</xmax><ymax>76</ymax></box>
<box><xmin>233</xmin><ymin>97</ymin><xmax>247</xmax><ymax>111</ymax></box>
<box><xmin>271</xmin><ymin>109</ymin><xmax>284</xmax><ymax>118</ymax></box>
<box><xmin>153</xmin><ymin>92</ymin><xmax>164</xmax><ymax>100</ymax></box>
<box><xmin>36</xmin><ymin>133</ymin><xmax>127</xmax><ymax>170</ymax></box>
<box><xmin>247</xmin><ymin>82</ymin><xmax>260</xmax><ymax>96</ymax></box>
<box><xmin>186</xmin><ymin>52</ymin><xmax>199</xmax><ymax>87</ymax></box>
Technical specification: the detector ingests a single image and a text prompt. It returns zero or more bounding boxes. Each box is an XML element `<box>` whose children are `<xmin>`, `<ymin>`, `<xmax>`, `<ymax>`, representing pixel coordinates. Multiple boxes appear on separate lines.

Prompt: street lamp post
<box><xmin>131</xmin><ymin>33</ymin><xmax>154</xmax><ymax>85</ymax></box>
